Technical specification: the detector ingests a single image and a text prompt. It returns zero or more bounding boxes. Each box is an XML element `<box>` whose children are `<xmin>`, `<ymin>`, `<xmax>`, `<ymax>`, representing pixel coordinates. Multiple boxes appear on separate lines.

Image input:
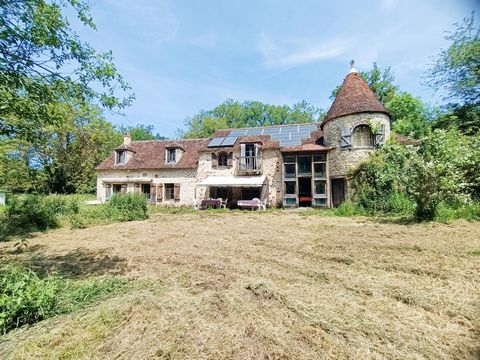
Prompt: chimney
<box><xmin>123</xmin><ymin>132</ymin><xmax>131</xmax><ymax>145</ymax></box>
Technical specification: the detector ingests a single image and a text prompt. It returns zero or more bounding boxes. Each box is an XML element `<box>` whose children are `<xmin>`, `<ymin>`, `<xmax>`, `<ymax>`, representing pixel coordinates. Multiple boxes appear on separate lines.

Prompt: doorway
<box><xmin>331</xmin><ymin>178</ymin><xmax>345</xmax><ymax>207</ymax></box>
<box><xmin>298</xmin><ymin>177</ymin><xmax>312</xmax><ymax>207</ymax></box>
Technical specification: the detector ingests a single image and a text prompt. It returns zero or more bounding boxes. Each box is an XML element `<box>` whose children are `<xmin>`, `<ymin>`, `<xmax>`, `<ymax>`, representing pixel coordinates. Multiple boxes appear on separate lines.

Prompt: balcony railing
<box><xmin>237</xmin><ymin>156</ymin><xmax>262</xmax><ymax>174</ymax></box>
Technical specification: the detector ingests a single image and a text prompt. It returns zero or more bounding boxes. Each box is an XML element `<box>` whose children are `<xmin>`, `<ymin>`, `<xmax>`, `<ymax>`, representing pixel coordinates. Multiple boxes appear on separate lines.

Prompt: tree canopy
<box><xmin>0</xmin><ymin>0</ymin><xmax>135</xmax><ymax>193</ymax></box>
<box><xmin>119</xmin><ymin>124</ymin><xmax>167</xmax><ymax>141</ymax></box>
<box><xmin>426</xmin><ymin>12</ymin><xmax>480</xmax><ymax>135</ymax></box>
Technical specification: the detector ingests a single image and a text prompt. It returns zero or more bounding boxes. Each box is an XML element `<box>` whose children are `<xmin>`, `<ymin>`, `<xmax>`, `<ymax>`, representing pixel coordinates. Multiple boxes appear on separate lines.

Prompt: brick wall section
<box><xmin>323</xmin><ymin>113</ymin><xmax>390</xmax><ymax>178</ymax></box>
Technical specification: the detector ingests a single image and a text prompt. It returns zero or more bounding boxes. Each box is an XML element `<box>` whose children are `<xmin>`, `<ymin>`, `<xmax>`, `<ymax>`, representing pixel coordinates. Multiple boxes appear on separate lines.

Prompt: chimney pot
<box><xmin>123</xmin><ymin>132</ymin><xmax>131</xmax><ymax>145</ymax></box>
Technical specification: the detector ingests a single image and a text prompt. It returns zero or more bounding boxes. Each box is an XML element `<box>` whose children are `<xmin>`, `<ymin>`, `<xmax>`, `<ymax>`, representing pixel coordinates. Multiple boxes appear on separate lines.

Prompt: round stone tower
<box><xmin>322</xmin><ymin>63</ymin><xmax>391</xmax><ymax>205</ymax></box>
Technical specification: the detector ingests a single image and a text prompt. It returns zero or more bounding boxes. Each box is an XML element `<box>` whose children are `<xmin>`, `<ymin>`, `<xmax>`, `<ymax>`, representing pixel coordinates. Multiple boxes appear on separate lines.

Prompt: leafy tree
<box><xmin>331</xmin><ymin>62</ymin><xmax>398</xmax><ymax>103</ymax></box>
<box><xmin>119</xmin><ymin>124</ymin><xmax>167</xmax><ymax>141</ymax></box>
<box><xmin>43</xmin><ymin>106</ymin><xmax>123</xmax><ymax>194</ymax></box>
<box><xmin>179</xmin><ymin>99</ymin><xmax>324</xmax><ymax>138</ymax></box>
<box><xmin>0</xmin><ymin>0</ymin><xmax>134</xmax><ymax>194</ymax></box>
<box><xmin>425</xmin><ymin>12</ymin><xmax>479</xmax><ymax>104</ymax></box>
<box><xmin>425</xmin><ymin>12</ymin><xmax>479</xmax><ymax>134</ymax></box>
<box><xmin>386</xmin><ymin>92</ymin><xmax>433</xmax><ymax>139</ymax></box>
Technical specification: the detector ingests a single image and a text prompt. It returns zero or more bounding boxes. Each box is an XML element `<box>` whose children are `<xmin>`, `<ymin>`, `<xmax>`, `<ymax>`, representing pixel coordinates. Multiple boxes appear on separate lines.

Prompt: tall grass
<box><xmin>0</xmin><ymin>265</ymin><xmax>127</xmax><ymax>334</ymax></box>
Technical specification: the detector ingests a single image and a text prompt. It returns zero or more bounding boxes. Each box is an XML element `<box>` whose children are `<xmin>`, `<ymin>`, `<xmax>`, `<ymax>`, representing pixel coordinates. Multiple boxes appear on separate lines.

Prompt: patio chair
<box><xmin>252</xmin><ymin>198</ymin><xmax>262</xmax><ymax>211</ymax></box>
<box><xmin>218</xmin><ymin>198</ymin><xmax>228</xmax><ymax>209</ymax></box>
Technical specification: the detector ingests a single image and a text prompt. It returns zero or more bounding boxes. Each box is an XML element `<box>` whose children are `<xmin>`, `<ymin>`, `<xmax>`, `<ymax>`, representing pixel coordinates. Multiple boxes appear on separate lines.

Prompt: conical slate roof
<box><xmin>322</xmin><ymin>70</ymin><xmax>390</xmax><ymax>128</ymax></box>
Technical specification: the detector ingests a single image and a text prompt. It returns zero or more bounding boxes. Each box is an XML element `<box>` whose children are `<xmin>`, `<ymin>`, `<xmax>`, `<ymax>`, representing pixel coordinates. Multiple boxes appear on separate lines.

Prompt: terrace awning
<box><xmin>198</xmin><ymin>175</ymin><xmax>266</xmax><ymax>188</ymax></box>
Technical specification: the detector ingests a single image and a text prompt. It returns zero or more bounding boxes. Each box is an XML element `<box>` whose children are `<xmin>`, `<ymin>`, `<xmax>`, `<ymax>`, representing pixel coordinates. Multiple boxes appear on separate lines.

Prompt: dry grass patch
<box><xmin>0</xmin><ymin>212</ymin><xmax>479</xmax><ymax>359</ymax></box>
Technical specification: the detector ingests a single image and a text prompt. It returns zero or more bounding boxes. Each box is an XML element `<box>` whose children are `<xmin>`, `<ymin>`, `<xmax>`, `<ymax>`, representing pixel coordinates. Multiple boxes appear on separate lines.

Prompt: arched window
<box><xmin>352</xmin><ymin>125</ymin><xmax>373</xmax><ymax>148</ymax></box>
<box><xmin>218</xmin><ymin>152</ymin><xmax>228</xmax><ymax>167</ymax></box>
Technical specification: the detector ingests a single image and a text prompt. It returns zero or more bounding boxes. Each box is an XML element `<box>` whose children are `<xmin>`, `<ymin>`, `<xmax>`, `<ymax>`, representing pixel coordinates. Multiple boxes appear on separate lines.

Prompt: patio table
<box><xmin>201</xmin><ymin>199</ymin><xmax>221</xmax><ymax>209</ymax></box>
<box><xmin>237</xmin><ymin>199</ymin><xmax>261</xmax><ymax>210</ymax></box>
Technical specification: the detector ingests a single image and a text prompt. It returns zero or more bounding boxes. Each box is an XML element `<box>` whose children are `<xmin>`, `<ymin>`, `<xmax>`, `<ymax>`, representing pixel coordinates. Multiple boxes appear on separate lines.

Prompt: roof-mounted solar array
<box><xmin>221</xmin><ymin>136</ymin><xmax>238</xmax><ymax>146</ymax></box>
<box><xmin>207</xmin><ymin>137</ymin><xmax>225</xmax><ymax>147</ymax></box>
<box><xmin>228</xmin><ymin>124</ymin><xmax>318</xmax><ymax>146</ymax></box>
<box><xmin>207</xmin><ymin>136</ymin><xmax>239</xmax><ymax>148</ymax></box>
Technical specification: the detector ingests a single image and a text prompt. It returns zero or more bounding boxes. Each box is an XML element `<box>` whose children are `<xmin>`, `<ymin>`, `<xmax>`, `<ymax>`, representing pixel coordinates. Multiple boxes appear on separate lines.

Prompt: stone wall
<box><xmin>196</xmin><ymin>148</ymin><xmax>282</xmax><ymax>206</ymax></box>
<box><xmin>323</xmin><ymin>112</ymin><xmax>391</xmax><ymax>178</ymax></box>
<box><xmin>96</xmin><ymin>168</ymin><xmax>197</xmax><ymax>206</ymax></box>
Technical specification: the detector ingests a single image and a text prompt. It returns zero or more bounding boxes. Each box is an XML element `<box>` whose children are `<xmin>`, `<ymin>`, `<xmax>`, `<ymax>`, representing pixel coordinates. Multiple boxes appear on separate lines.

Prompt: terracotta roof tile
<box><xmin>393</xmin><ymin>133</ymin><xmax>421</xmax><ymax>146</ymax></box>
<box><xmin>96</xmin><ymin>139</ymin><xmax>210</xmax><ymax>170</ymax></box>
<box><xmin>322</xmin><ymin>72</ymin><xmax>390</xmax><ymax>128</ymax></box>
<box><xmin>281</xmin><ymin>143</ymin><xmax>332</xmax><ymax>152</ymax></box>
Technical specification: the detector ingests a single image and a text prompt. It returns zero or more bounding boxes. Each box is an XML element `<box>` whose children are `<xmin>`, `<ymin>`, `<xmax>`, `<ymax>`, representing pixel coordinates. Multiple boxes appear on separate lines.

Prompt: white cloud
<box><xmin>258</xmin><ymin>33</ymin><xmax>352</xmax><ymax>70</ymax></box>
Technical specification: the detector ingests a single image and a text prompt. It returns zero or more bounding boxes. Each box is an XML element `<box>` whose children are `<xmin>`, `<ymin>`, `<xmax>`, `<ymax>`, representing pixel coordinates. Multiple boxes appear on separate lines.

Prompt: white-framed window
<box><xmin>116</xmin><ymin>150</ymin><xmax>126</xmax><ymax>164</ymax></box>
<box><xmin>166</xmin><ymin>148</ymin><xmax>176</xmax><ymax>163</ymax></box>
<box><xmin>352</xmin><ymin>125</ymin><xmax>374</xmax><ymax>148</ymax></box>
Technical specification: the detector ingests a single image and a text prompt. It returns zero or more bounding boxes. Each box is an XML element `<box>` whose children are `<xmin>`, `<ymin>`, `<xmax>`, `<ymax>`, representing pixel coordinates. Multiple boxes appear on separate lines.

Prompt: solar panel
<box><xmin>229</xmin><ymin>129</ymin><xmax>246</xmax><ymax>136</ymax></box>
<box><xmin>220</xmin><ymin>123</ymin><xmax>319</xmax><ymax>147</ymax></box>
<box><xmin>263</xmin><ymin>128</ymin><xmax>280</xmax><ymax>135</ymax></box>
<box><xmin>207</xmin><ymin>137</ymin><xmax>225</xmax><ymax>147</ymax></box>
<box><xmin>220</xmin><ymin>136</ymin><xmax>238</xmax><ymax>146</ymax></box>
<box><xmin>245</xmin><ymin>129</ymin><xmax>263</xmax><ymax>135</ymax></box>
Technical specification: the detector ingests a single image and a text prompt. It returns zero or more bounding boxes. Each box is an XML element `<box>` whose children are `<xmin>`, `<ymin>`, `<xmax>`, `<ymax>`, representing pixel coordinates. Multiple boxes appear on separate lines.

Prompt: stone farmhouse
<box><xmin>96</xmin><ymin>66</ymin><xmax>408</xmax><ymax>208</ymax></box>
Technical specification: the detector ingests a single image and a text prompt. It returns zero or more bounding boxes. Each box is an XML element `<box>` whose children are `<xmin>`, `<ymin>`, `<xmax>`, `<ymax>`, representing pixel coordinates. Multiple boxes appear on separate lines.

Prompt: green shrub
<box><xmin>333</xmin><ymin>202</ymin><xmax>366</xmax><ymax>217</ymax></box>
<box><xmin>108</xmin><ymin>193</ymin><xmax>148</xmax><ymax>221</ymax></box>
<box><xmin>0</xmin><ymin>265</ymin><xmax>127</xmax><ymax>334</ymax></box>
<box><xmin>44</xmin><ymin>195</ymin><xmax>80</xmax><ymax>216</ymax></box>
<box><xmin>1</xmin><ymin>195</ymin><xmax>59</xmax><ymax>240</ymax></box>
<box><xmin>0</xmin><ymin>266</ymin><xmax>60</xmax><ymax>334</ymax></box>
<box><xmin>349</xmin><ymin>129</ymin><xmax>480</xmax><ymax>221</ymax></box>
<box><xmin>434</xmin><ymin>202</ymin><xmax>480</xmax><ymax>223</ymax></box>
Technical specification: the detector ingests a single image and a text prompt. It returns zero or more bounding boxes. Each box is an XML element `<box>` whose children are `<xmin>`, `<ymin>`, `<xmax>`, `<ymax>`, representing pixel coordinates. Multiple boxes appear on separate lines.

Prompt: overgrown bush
<box><xmin>333</xmin><ymin>202</ymin><xmax>366</xmax><ymax>217</ymax></box>
<box><xmin>44</xmin><ymin>195</ymin><xmax>80</xmax><ymax>216</ymax></box>
<box><xmin>0</xmin><ymin>195</ymin><xmax>59</xmax><ymax>240</ymax></box>
<box><xmin>0</xmin><ymin>265</ymin><xmax>127</xmax><ymax>334</ymax></box>
<box><xmin>349</xmin><ymin>142</ymin><xmax>415</xmax><ymax>216</ymax></box>
<box><xmin>434</xmin><ymin>202</ymin><xmax>480</xmax><ymax>223</ymax></box>
<box><xmin>349</xmin><ymin>129</ymin><xmax>480</xmax><ymax>221</ymax></box>
<box><xmin>107</xmin><ymin>193</ymin><xmax>148</xmax><ymax>221</ymax></box>
<box><xmin>0</xmin><ymin>266</ymin><xmax>60</xmax><ymax>334</ymax></box>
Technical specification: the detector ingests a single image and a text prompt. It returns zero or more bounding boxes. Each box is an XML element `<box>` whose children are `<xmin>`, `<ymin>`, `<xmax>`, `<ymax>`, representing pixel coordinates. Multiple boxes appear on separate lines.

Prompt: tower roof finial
<box><xmin>348</xmin><ymin>59</ymin><xmax>358</xmax><ymax>74</ymax></box>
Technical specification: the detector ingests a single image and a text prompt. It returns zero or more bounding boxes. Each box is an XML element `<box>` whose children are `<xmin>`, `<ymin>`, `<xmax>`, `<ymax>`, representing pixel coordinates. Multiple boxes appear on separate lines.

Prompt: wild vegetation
<box><xmin>0</xmin><ymin>194</ymin><xmax>148</xmax><ymax>242</ymax></box>
<box><xmin>0</xmin><ymin>212</ymin><xmax>478</xmax><ymax>358</ymax></box>
<box><xmin>0</xmin><ymin>265</ymin><xmax>126</xmax><ymax>334</ymax></box>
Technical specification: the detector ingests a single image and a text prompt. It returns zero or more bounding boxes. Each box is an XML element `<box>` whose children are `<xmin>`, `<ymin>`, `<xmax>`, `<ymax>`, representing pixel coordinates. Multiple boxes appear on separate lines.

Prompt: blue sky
<box><xmin>76</xmin><ymin>0</ymin><xmax>478</xmax><ymax>137</ymax></box>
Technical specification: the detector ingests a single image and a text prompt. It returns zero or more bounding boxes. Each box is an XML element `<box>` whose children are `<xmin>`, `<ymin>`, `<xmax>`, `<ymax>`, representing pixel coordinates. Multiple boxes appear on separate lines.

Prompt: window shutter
<box><xmin>134</xmin><ymin>183</ymin><xmax>140</xmax><ymax>194</ymax></box>
<box><xmin>240</xmin><ymin>144</ymin><xmax>246</xmax><ymax>168</ymax></box>
<box><xmin>156</xmin><ymin>184</ymin><xmax>163</xmax><ymax>201</ymax></box>
<box><xmin>254</xmin><ymin>143</ymin><xmax>260</xmax><ymax>157</ymax></box>
<box><xmin>375</xmin><ymin>124</ymin><xmax>385</xmax><ymax>145</ymax></box>
<box><xmin>227</xmin><ymin>152</ymin><xmax>233</xmax><ymax>167</ymax></box>
<box><xmin>211</xmin><ymin>153</ymin><xmax>218</xmax><ymax>168</ymax></box>
<box><xmin>149</xmin><ymin>185</ymin><xmax>156</xmax><ymax>203</ymax></box>
<box><xmin>121</xmin><ymin>184</ymin><xmax>127</xmax><ymax>193</ymax></box>
<box><xmin>174</xmin><ymin>184</ymin><xmax>180</xmax><ymax>200</ymax></box>
<box><xmin>340</xmin><ymin>128</ymin><xmax>352</xmax><ymax>148</ymax></box>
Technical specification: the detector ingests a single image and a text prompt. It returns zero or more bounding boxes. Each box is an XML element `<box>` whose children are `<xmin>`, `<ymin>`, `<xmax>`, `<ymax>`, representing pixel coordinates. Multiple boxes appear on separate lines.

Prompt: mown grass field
<box><xmin>0</xmin><ymin>211</ymin><xmax>479</xmax><ymax>359</ymax></box>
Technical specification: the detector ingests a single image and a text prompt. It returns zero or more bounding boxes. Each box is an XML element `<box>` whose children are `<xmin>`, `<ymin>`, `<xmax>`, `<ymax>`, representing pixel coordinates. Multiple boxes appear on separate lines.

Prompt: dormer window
<box><xmin>116</xmin><ymin>150</ymin><xmax>126</xmax><ymax>164</ymax></box>
<box><xmin>166</xmin><ymin>148</ymin><xmax>177</xmax><ymax>164</ymax></box>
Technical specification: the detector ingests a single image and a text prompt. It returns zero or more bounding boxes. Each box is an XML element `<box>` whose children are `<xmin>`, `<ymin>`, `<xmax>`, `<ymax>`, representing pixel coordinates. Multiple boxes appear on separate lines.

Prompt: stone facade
<box><xmin>96</xmin><ymin>168</ymin><xmax>197</xmax><ymax>206</ymax></box>
<box><xmin>196</xmin><ymin>148</ymin><xmax>283</xmax><ymax>207</ymax></box>
<box><xmin>323</xmin><ymin>112</ymin><xmax>391</xmax><ymax>178</ymax></box>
